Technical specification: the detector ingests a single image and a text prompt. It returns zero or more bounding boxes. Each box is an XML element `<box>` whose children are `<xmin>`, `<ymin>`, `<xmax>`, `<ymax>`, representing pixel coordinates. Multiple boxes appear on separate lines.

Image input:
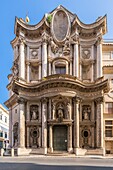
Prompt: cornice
<box><xmin>4</xmin><ymin>94</ymin><xmax>18</xmax><ymax>108</ymax></box>
<box><xmin>12</xmin><ymin>75</ymin><xmax>109</xmax><ymax>94</ymax></box>
<box><xmin>72</xmin><ymin>15</ymin><xmax>107</xmax><ymax>35</ymax></box>
<box><xmin>14</xmin><ymin>15</ymin><xmax>50</xmax><ymax>37</ymax></box>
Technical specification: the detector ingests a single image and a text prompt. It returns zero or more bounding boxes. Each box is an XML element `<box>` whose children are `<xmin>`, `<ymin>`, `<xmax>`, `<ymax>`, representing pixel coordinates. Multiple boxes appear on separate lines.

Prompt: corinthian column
<box><xmin>73</xmin><ymin>41</ymin><xmax>79</xmax><ymax>77</ymax></box>
<box><xmin>42</xmin><ymin>33</ymin><xmax>48</xmax><ymax>78</ymax></box>
<box><xmin>95</xmin><ymin>97</ymin><xmax>104</xmax><ymax>148</ymax></box>
<box><xmin>19</xmin><ymin>39</ymin><xmax>25</xmax><ymax>80</ymax></box>
<box><xmin>18</xmin><ymin>98</ymin><xmax>26</xmax><ymax>148</ymax></box>
<box><xmin>96</xmin><ymin>37</ymin><xmax>103</xmax><ymax>78</ymax></box>
<box><xmin>42</xmin><ymin>98</ymin><xmax>48</xmax><ymax>154</ymax></box>
<box><xmin>73</xmin><ymin>97</ymin><xmax>81</xmax><ymax>154</ymax></box>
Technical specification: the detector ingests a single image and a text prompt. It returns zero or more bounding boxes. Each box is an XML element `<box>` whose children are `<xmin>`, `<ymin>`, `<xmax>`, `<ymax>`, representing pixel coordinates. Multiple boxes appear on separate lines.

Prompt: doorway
<box><xmin>53</xmin><ymin>125</ymin><xmax>67</xmax><ymax>151</ymax></box>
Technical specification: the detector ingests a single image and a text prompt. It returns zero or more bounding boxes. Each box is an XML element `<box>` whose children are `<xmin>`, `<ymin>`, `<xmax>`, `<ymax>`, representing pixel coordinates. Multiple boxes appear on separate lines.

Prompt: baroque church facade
<box><xmin>5</xmin><ymin>6</ymin><xmax>113</xmax><ymax>156</ymax></box>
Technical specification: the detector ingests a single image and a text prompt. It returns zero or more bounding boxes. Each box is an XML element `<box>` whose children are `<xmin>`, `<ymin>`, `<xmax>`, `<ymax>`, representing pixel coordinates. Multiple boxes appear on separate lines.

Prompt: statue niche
<box><xmin>30</xmin><ymin>105</ymin><xmax>39</xmax><ymax>120</ymax></box>
<box><xmin>82</xmin><ymin>105</ymin><xmax>91</xmax><ymax>121</ymax></box>
<box><xmin>56</xmin><ymin>103</ymin><xmax>64</xmax><ymax>122</ymax></box>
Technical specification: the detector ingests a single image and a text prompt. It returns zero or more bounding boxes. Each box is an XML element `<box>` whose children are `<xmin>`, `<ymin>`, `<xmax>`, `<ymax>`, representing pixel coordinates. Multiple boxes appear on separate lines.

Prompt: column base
<box><xmin>68</xmin><ymin>147</ymin><xmax>73</xmax><ymax>153</ymax></box>
<box><xmin>74</xmin><ymin>148</ymin><xmax>87</xmax><ymax>156</ymax></box>
<box><xmin>48</xmin><ymin>147</ymin><xmax>53</xmax><ymax>153</ymax></box>
<box><xmin>44</xmin><ymin>147</ymin><xmax>47</xmax><ymax>155</ymax></box>
<box><xmin>17</xmin><ymin>147</ymin><xmax>31</xmax><ymax>156</ymax></box>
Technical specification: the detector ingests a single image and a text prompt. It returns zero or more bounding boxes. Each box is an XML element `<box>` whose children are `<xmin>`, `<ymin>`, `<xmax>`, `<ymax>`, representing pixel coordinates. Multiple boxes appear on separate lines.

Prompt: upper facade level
<box><xmin>7</xmin><ymin>5</ymin><xmax>112</xmax><ymax>97</ymax></box>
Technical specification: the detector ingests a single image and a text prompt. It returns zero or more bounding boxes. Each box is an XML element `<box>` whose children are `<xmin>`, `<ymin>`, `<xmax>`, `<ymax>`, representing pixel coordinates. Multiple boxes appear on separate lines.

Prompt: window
<box><xmin>105</xmin><ymin>120</ymin><xmax>113</xmax><ymax>137</ymax></box>
<box><xmin>0</xmin><ymin>141</ymin><xmax>3</xmax><ymax>148</ymax></box>
<box><xmin>111</xmin><ymin>52</ymin><xmax>113</xmax><ymax>59</ymax></box>
<box><xmin>15</xmin><ymin>109</ymin><xmax>17</xmax><ymax>114</ymax></box>
<box><xmin>0</xmin><ymin>132</ymin><xmax>3</xmax><ymax>137</ymax></box>
<box><xmin>111</xmin><ymin>79</ymin><xmax>113</xmax><ymax>84</ymax></box>
<box><xmin>5</xmin><ymin>117</ymin><xmax>7</xmax><ymax>123</ymax></box>
<box><xmin>0</xmin><ymin>114</ymin><xmax>2</xmax><ymax>120</ymax></box>
<box><xmin>55</xmin><ymin>66</ymin><xmax>66</xmax><ymax>74</ymax></box>
<box><xmin>103</xmin><ymin>52</ymin><xmax>111</xmax><ymax>60</ymax></box>
<box><xmin>105</xmin><ymin>103</ymin><xmax>113</xmax><ymax>114</ymax></box>
<box><xmin>5</xmin><ymin>132</ymin><xmax>7</xmax><ymax>138</ymax></box>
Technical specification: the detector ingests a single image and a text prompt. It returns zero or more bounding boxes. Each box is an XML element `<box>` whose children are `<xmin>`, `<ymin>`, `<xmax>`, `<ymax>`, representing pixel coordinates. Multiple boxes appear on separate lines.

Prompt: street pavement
<box><xmin>0</xmin><ymin>156</ymin><xmax>113</xmax><ymax>170</ymax></box>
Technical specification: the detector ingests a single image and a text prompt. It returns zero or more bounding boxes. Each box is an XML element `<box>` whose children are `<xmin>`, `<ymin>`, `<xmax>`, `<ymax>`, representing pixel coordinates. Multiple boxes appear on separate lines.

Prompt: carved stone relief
<box><xmin>49</xmin><ymin>37</ymin><xmax>59</xmax><ymax>54</ymax></box>
<box><xmin>63</xmin><ymin>36</ymin><xmax>70</xmax><ymax>55</ymax></box>
<box><xmin>30</xmin><ymin>126</ymin><xmax>39</xmax><ymax>148</ymax></box>
<box><xmin>30</xmin><ymin>105</ymin><xmax>39</xmax><ymax>120</ymax></box>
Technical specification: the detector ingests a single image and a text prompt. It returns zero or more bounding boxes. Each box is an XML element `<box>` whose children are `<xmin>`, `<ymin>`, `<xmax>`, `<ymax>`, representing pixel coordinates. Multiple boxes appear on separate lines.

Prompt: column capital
<box><xmin>71</xmin><ymin>34</ymin><xmax>79</xmax><ymax>44</ymax></box>
<box><xmin>41</xmin><ymin>97</ymin><xmax>49</xmax><ymax>103</ymax></box>
<box><xmin>73</xmin><ymin>96</ymin><xmax>82</xmax><ymax>104</ymax></box>
<box><xmin>18</xmin><ymin>38</ymin><xmax>26</xmax><ymax>45</ymax></box>
<box><xmin>95</xmin><ymin>96</ymin><xmax>104</xmax><ymax>104</ymax></box>
<box><xmin>42</xmin><ymin>32</ymin><xmax>49</xmax><ymax>44</ymax></box>
<box><xmin>96</xmin><ymin>36</ymin><xmax>103</xmax><ymax>46</ymax></box>
<box><xmin>26</xmin><ymin>61</ymin><xmax>30</xmax><ymax>65</ymax></box>
<box><xmin>17</xmin><ymin>97</ymin><xmax>27</xmax><ymax>104</ymax></box>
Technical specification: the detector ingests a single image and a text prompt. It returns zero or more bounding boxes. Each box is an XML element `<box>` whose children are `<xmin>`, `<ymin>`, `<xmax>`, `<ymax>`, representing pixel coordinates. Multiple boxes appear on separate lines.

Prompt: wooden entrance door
<box><xmin>53</xmin><ymin>125</ymin><xmax>67</xmax><ymax>151</ymax></box>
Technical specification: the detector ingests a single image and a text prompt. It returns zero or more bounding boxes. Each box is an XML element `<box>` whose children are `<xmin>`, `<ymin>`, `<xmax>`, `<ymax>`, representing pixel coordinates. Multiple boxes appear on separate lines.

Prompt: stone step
<box><xmin>30</xmin><ymin>148</ymin><xmax>44</xmax><ymax>155</ymax></box>
<box><xmin>86</xmin><ymin>149</ymin><xmax>103</xmax><ymax>155</ymax></box>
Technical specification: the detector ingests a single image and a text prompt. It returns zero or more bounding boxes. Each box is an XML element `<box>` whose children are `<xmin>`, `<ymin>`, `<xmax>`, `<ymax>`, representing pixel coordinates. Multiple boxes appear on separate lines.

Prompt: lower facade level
<box><xmin>9</xmin><ymin>94</ymin><xmax>111</xmax><ymax>156</ymax></box>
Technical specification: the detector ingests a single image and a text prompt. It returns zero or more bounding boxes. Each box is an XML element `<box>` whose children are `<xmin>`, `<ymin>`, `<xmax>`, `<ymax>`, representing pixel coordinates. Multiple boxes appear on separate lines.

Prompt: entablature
<box><xmin>12</xmin><ymin>74</ymin><xmax>109</xmax><ymax>97</ymax></box>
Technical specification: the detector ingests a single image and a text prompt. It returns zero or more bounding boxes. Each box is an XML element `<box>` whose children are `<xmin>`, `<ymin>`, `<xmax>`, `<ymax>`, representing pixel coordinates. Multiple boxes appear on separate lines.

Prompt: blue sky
<box><xmin>0</xmin><ymin>0</ymin><xmax>113</xmax><ymax>107</ymax></box>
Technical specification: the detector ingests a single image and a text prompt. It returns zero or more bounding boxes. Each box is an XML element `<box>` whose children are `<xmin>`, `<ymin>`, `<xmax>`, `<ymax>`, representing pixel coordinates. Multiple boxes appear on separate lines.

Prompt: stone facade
<box><xmin>5</xmin><ymin>5</ymin><xmax>113</xmax><ymax>156</ymax></box>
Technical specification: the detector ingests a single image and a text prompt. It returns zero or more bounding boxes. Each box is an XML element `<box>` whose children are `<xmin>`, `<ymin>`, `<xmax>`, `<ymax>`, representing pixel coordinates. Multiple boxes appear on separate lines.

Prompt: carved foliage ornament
<box><xmin>52</xmin><ymin>10</ymin><xmax>69</xmax><ymax>42</ymax></box>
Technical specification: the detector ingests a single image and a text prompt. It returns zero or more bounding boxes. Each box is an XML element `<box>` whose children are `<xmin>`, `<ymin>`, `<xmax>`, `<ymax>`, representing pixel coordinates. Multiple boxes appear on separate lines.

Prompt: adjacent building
<box><xmin>5</xmin><ymin>5</ymin><xmax>113</xmax><ymax>156</ymax></box>
<box><xmin>0</xmin><ymin>104</ymin><xmax>9</xmax><ymax>149</ymax></box>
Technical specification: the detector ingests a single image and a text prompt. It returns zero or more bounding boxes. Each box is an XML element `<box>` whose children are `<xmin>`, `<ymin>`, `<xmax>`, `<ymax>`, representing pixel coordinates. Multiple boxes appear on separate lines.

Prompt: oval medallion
<box><xmin>52</xmin><ymin>10</ymin><xmax>69</xmax><ymax>42</ymax></box>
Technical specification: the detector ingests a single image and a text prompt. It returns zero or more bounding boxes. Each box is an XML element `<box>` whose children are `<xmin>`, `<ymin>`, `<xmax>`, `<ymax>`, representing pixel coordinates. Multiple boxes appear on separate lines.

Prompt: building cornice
<box><xmin>72</xmin><ymin>15</ymin><xmax>107</xmax><ymax>35</ymax></box>
<box><xmin>4</xmin><ymin>94</ymin><xmax>18</xmax><ymax>108</ymax></box>
<box><xmin>12</xmin><ymin>75</ymin><xmax>109</xmax><ymax>95</ymax></box>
